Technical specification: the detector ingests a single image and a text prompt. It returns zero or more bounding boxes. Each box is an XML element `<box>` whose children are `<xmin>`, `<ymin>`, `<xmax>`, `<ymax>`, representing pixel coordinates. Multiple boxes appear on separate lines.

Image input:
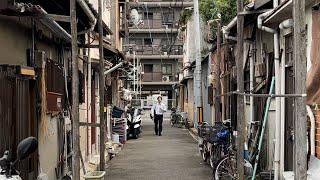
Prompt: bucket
<box><xmin>112</xmin><ymin>133</ymin><xmax>120</xmax><ymax>144</ymax></box>
<box><xmin>83</xmin><ymin>171</ymin><xmax>106</xmax><ymax>180</ymax></box>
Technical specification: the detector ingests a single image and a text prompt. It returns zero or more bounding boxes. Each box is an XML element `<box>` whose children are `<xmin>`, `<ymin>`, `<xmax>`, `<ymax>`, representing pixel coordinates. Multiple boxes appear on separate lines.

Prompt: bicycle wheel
<box><xmin>201</xmin><ymin>144</ymin><xmax>209</xmax><ymax>162</ymax></box>
<box><xmin>214</xmin><ymin>156</ymin><xmax>237</xmax><ymax>180</ymax></box>
<box><xmin>209</xmin><ymin>145</ymin><xmax>221</xmax><ymax>169</ymax></box>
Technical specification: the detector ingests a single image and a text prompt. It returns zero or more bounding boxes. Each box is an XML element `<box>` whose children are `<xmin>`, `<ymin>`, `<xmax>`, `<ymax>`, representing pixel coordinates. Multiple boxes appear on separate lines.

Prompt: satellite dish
<box><xmin>130</xmin><ymin>9</ymin><xmax>141</xmax><ymax>26</ymax></box>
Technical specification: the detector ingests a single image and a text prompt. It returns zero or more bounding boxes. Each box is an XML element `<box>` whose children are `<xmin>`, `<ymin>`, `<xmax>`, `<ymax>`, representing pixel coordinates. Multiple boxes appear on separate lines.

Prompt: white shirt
<box><xmin>151</xmin><ymin>103</ymin><xmax>166</xmax><ymax>116</ymax></box>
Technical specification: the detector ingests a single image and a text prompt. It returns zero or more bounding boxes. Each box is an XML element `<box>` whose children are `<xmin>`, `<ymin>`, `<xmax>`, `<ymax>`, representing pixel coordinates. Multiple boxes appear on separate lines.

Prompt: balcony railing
<box><xmin>120</xmin><ymin>17</ymin><xmax>177</xmax><ymax>30</ymax></box>
<box><xmin>124</xmin><ymin>45</ymin><xmax>183</xmax><ymax>56</ymax></box>
<box><xmin>129</xmin><ymin>18</ymin><xmax>177</xmax><ymax>29</ymax></box>
<box><xmin>142</xmin><ymin>72</ymin><xmax>177</xmax><ymax>82</ymax></box>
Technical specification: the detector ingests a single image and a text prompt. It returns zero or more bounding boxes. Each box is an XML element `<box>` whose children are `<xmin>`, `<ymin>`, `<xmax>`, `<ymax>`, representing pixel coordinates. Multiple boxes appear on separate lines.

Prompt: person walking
<box><xmin>150</xmin><ymin>96</ymin><xmax>166</xmax><ymax>136</ymax></box>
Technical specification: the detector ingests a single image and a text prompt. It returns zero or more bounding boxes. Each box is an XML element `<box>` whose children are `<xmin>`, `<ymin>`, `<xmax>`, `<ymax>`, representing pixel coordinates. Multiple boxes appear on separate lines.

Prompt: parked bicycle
<box><xmin>198</xmin><ymin>121</ymin><xmax>231</xmax><ymax>169</ymax></box>
<box><xmin>170</xmin><ymin>108</ymin><xmax>189</xmax><ymax>128</ymax></box>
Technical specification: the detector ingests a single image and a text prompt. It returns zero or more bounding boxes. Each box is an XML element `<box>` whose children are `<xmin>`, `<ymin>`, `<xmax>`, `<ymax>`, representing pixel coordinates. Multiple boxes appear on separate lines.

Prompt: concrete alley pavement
<box><xmin>106</xmin><ymin>112</ymin><xmax>212</xmax><ymax>180</ymax></box>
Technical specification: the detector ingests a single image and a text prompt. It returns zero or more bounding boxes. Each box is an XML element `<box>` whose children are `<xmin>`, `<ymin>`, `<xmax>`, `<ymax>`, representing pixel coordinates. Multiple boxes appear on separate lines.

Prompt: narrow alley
<box><xmin>1</xmin><ymin>0</ymin><xmax>320</xmax><ymax>180</ymax></box>
<box><xmin>106</xmin><ymin>112</ymin><xmax>212</xmax><ymax>180</ymax></box>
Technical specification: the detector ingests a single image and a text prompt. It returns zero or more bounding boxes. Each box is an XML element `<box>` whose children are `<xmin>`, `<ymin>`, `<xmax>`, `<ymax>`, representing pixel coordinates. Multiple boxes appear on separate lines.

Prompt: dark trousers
<box><xmin>154</xmin><ymin>114</ymin><xmax>163</xmax><ymax>135</ymax></box>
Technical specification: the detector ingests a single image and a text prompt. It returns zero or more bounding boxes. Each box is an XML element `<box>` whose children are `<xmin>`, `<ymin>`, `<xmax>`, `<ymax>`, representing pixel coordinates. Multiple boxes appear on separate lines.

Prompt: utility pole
<box><xmin>70</xmin><ymin>0</ymin><xmax>80</xmax><ymax>178</ymax></box>
<box><xmin>236</xmin><ymin>0</ymin><xmax>245</xmax><ymax>179</ymax></box>
<box><xmin>215</xmin><ymin>18</ymin><xmax>221</xmax><ymax>123</ymax></box>
<box><xmin>293</xmin><ymin>0</ymin><xmax>307</xmax><ymax>179</ymax></box>
<box><xmin>193</xmin><ymin>0</ymin><xmax>203</xmax><ymax>125</ymax></box>
<box><xmin>98</xmin><ymin>0</ymin><xmax>106</xmax><ymax>171</ymax></box>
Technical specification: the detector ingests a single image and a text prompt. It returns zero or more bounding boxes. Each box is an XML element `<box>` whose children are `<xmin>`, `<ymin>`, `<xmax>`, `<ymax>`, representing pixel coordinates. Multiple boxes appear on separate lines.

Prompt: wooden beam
<box><xmin>79</xmin><ymin>122</ymin><xmax>100</xmax><ymax>127</ymax></box>
<box><xmin>236</xmin><ymin>0</ymin><xmax>245</xmax><ymax>179</ymax></box>
<box><xmin>293</xmin><ymin>0</ymin><xmax>307</xmax><ymax>179</ymax></box>
<box><xmin>46</xmin><ymin>14</ymin><xmax>71</xmax><ymax>22</ymax></box>
<box><xmin>70</xmin><ymin>0</ymin><xmax>80</xmax><ymax>179</ymax></box>
<box><xmin>98</xmin><ymin>0</ymin><xmax>106</xmax><ymax>171</ymax></box>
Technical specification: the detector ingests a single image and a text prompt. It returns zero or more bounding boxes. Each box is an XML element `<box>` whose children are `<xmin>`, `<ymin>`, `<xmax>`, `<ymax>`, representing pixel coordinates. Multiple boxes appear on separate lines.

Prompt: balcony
<box><xmin>142</xmin><ymin>72</ymin><xmax>177</xmax><ymax>84</ymax></box>
<box><xmin>122</xmin><ymin>18</ymin><xmax>179</xmax><ymax>33</ymax></box>
<box><xmin>128</xmin><ymin>1</ymin><xmax>193</xmax><ymax>8</ymax></box>
<box><xmin>124</xmin><ymin>45</ymin><xmax>184</xmax><ymax>59</ymax></box>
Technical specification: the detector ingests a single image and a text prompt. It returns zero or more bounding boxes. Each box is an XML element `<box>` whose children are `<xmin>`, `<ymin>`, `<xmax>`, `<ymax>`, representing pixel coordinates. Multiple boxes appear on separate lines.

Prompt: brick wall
<box><xmin>312</xmin><ymin>107</ymin><xmax>320</xmax><ymax>158</ymax></box>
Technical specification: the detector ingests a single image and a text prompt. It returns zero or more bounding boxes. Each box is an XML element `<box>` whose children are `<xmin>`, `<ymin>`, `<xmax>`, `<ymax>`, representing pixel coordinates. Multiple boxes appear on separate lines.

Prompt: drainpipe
<box><xmin>222</xmin><ymin>17</ymin><xmax>237</xmax><ymax>41</ymax></box>
<box><xmin>77</xmin><ymin>0</ymin><xmax>97</xmax><ymax>35</ymax></box>
<box><xmin>306</xmin><ymin>105</ymin><xmax>316</xmax><ymax>156</ymax></box>
<box><xmin>279</xmin><ymin>18</ymin><xmax>293</xmax><ymax>179</ymax></box>
<box><xmin>104</xmin><ymin>62</ymin><xmax>124</xmax><ymax>75</ymax></box>
<box><xmin>257</xmin><ymin>10</ymin><xmax>281</xmax><ymax>180</ymax></box>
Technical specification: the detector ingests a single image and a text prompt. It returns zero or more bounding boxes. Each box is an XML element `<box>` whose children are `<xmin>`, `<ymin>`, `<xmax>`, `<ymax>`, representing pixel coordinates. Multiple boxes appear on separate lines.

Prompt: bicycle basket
<box><xmin>207</xmin><ymin>124</ymin><xmax>230</xmax><ymax>143</ymax></box>
<box><xmin>198</xmin><ymin>123</ymin><xmax>213</xmax><ymax>137</ymax></box>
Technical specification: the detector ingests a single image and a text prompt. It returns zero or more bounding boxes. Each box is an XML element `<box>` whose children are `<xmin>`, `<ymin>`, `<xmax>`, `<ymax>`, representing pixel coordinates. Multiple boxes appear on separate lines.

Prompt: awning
<box><xmin>264</xmin><ymin>0</ymin><xmax>319</xmax><ymax>25</ymax></box>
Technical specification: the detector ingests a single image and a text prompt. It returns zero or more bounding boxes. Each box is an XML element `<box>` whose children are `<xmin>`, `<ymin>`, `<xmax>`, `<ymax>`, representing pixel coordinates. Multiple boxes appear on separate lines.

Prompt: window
<box><xmin>153</xmin><ymin>64</ymin><xmax>161</xmax><ymax>72</ymax></box>
<box><xmin>144</xmin><ymin>64</ymin><xmax>153</xmax><ymax>73</ymax></box>
<box><xmin>162</xmin><ymin>11</ymin><xmax>174</xmax><ymax>26</ymax></box>
<box><xmin>129</xmin><ymin>39</ymin><xmax>142</xmax><ymax>45</ymax></box>
<box><xmin>144</xmin><ymin>38</ymin><xmax>153</xmax><ymax>45</ymax></box>
<box><xmin>144</xmin><ymin>12</ymin><xmax>153</xmax><ymax>19</ymax></box>
<box><xmin>162</xmin><ymin>64</ymin><xmax>172</xmax><ymax>75</ymax></box>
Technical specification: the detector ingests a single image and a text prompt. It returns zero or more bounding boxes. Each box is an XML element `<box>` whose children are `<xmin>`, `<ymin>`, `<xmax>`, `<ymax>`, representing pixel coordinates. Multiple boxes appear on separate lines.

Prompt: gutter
<box><xmin>12</xmin><ymin>3</ymin><xmax>72</xmax><ymax>42</ymax></box>
<box><xmin>77</xmin><ymin>0</ymin><xmax>97</xmax><ymax>35</ymax></box>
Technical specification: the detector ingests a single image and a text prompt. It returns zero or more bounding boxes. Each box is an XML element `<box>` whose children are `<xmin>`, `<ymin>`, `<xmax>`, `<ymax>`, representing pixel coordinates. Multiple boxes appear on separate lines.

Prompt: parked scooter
<box><xmin>0</xmin><ymin>137</ymin><xmax>38</xmax><ymax>180</ymax></box>
<box><xmin>126</xmin><ymin>107</ymin><xmax>142</xmax><ymax>139</ymax></box>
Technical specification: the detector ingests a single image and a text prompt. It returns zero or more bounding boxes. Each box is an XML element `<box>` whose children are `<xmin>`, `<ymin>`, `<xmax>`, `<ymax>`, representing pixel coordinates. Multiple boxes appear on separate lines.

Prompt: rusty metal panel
<box><xmin>46</xmin><ymin>59</ymin><xmax>66</xmax><ymax>107</ymax></box>
<box><xmin>47</xmin><ymin>92</ymin><xmax>62</xmax><ymax>112</ymax></box>
<box><xmin>0</xmin><ymin>65</ymin><xmax>37</xmax><ymax>179</ymax></box>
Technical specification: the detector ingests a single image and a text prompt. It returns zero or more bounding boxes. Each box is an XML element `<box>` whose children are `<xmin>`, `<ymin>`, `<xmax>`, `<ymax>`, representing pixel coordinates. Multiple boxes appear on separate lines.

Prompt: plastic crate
<box><xmin>83</xmin><ymin>171</ymin><xmax>105</xmax><ymax>180</ymax></box>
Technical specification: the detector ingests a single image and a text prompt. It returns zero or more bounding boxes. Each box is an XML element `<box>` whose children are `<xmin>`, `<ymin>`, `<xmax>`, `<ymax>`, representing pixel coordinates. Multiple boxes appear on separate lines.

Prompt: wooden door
<box><xmin>285</xmin><ymin>34</ymin><xmax>294</xmax><ymax>171</ymax></box>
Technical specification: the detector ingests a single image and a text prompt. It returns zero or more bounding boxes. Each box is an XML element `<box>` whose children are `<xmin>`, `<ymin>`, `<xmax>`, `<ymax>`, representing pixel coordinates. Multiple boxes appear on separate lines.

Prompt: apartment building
<box><xmin>120</xmin><ymin>0</ymin><xmax>193</xmax><ymax>106</ymax></box>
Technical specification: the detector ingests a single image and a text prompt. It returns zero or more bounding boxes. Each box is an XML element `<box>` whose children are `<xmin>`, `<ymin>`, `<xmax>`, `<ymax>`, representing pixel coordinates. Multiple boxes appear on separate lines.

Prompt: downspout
<box><xmin>279</xmin><ymin>18</ymin><xmax>293</xmax><ymax>178</ymax></box>
<box><xmin>77</xmin><ymin>0</ymin><xmax>97</xmax><ymax>35</ymax></box>
<box><xmin>104</xmin><ymin>62</ymin><xmax>124</xmax><ymax>75</ymax></box>
<box><xmin>222</xmin><ymin>17</ymin><xmax>237</xmax><ymax>41</ymax></box>
<box><xmin>258</xmin><ymin>10</ymin><xmax>281</xmax><ymax>180</ymax></box>
<box><xmin>306</xmin><ymin>105</ymin><xmax>316</xmax><ymax>156</ymax></box>
<box><xmin>87</xmin><ymin>33</ymin><xmax>92</xmax><ymax>158</ymax></box>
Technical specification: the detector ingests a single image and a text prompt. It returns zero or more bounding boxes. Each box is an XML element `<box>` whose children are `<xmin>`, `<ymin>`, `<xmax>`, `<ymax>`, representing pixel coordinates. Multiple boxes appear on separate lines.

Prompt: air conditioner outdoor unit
<box><xmin>162</xmin><ymin>76</ymin><xmax>170</xmax><ymax>82</ymax></box>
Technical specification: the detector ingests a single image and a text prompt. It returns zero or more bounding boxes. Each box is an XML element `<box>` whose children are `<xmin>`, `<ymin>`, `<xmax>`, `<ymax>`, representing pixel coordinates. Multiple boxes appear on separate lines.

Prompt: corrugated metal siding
<box><xmin>0</xmin><ymin>65</ymin><xmax>37</xmax><ymax>180</ymax></box>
